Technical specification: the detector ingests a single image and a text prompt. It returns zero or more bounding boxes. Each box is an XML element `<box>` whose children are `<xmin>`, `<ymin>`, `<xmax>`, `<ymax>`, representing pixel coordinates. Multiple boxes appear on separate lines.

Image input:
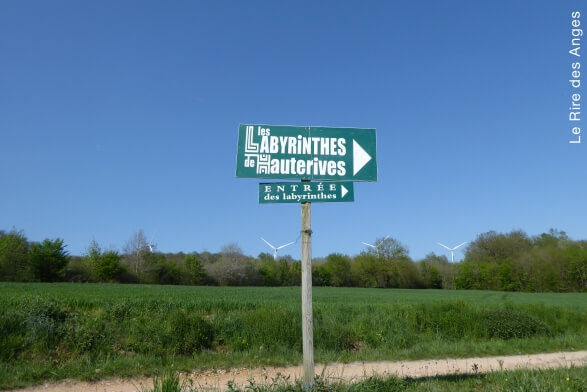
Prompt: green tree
<box><xmin>79</xmin><ymin>239</ymin><xmax>124</xmax><ymax>282</ymax></box>
<box><xmin>419</xmin><ymin>253</ymin><xmax>455</xmax><ymax>289</ymax></box>
<box><xmin>184</xmin><ymin>253</ymin><xmax>209</xmax><ymax>285</ymax></box>
<box><xmin>287</xmin><ymin>261</ymin><xmax>301</xmax><ymax>285</ymax></box>
<box><xmin>533</xmin><ymin>229</ymin><xmax>569</xmax><ymax>248</ymax></box>
<box><xmin>351</xmin><ymin>253</ymin><xmax>387</xmax><ymax>288</ymax></box>
<box><xmin>419</xmin><ymin>260</ymin><xmax>442</xmax><ymax>289</ymax></box>
<box><xmin>80</xmin><ymin>238</ymin><xmax>101</xmax><ymax>281</ymax></box>
<box><xmin>29</xmin><ymin>238</ymin><xmax>69</xmax><ymax>282</ymax></box>
<box><xmin>497</xmin><ymin>262</ymin><xmax>517</xmax><ymax>291</ymax></box>
<box><xmin>323</xmin><ymin>253</ymin><xmax>352</xmax><ymax>287</ymax></box>
<box><xmin>528</xmin><ymin>246</ymin><xmax>565</xmax><ymax>292</ymax></box>
<box><xmin>478</xmin><ymin>262</ymin><xmax>499</xmax><ymax>290</ymax></box>
<box><xmin>94</xmin><ymin>251</ymin><xmax>124</xmax><ymax>281</ymax></box>
<box><xmin>258</xmin><ymin>257</ymin><xmax>283</xmax><ymax>286</ymax></box>
<box><xmin>388</xmin><ymin>258</ymin><xmax>421</xmax><ymax>288</ymax></box>
<box><xmin>360</xmin><ymin>237</ymin><xmax>411</xmax><ymax>288</ymax></box>
<box><xmin>363</xmin><ymin>236</ymin><xmax>409</xmax><ymax>261</ymax></box>
<box><xmin>153</xmin><ymin>259</ymin><xmax>182</xmax><ymax>285</ymax></box>
<box><xmin>85</xmin><ymin>238</ymin><xmax>102</xmax><ymax>264</ymax></box>
<box><xmin>312</xmin><ymin>264</ymin><xmax>331</xmax><ymax>286</ymax></box>
<box><xmin>454</xmin><ymin>262</ymin><xmax>480</xmax><ymax>290</ymax></box>
<box><xmin>138</xmin><ymin>251</ymin><xmax>177</xmax><ymax>284</ymax></box>
<box><xmin>566</xmin><ymin>243</ymin><xmax>587</xmax><ymax>291</ymax></box>
<box><xmin>465</xmin><ymin>230</ymin><xmax>532</xmax><ymax>264</ymax></box>
<box><xmin>0</xmin><ymin>229</ymin><xmax>30</xmax><ymax>281</ymax></box>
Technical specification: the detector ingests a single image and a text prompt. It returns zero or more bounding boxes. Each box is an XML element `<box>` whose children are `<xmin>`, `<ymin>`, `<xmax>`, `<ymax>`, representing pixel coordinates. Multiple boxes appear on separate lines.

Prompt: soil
<box><xmin>9</xmin><ymin>350</ymin><xmax>587</xmax><ymax>392</ymax></box>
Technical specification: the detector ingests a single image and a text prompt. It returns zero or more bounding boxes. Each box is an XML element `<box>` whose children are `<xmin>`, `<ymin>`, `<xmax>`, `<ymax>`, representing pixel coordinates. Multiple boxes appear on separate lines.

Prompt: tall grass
<box><xmin>141</xmin><ymin>372</ymin><xmax>184</xmax><ymax>392</ymax></box>
<box><xmin>0</xmin><ymin>283</ymin><xmax>585</xmax><ymax>390</ymax></box>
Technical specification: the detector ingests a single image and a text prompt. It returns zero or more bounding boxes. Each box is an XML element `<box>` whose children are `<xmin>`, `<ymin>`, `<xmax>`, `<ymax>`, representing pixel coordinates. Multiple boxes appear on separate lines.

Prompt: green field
<box><xmin>1</xmin><ymin>283</ymin><xmax>586</xmax><ymax>390</ymax></box>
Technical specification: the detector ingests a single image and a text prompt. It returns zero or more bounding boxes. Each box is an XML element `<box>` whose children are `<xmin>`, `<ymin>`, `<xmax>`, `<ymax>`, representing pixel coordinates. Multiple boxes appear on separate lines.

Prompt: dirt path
<box><xmin>10</xmin><ymin>351</ymin><xmax>587</xmax><ymax>392</ymax></box>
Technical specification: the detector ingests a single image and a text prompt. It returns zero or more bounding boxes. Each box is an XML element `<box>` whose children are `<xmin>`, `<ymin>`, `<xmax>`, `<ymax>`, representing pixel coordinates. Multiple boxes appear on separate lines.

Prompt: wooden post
<box><xmin>301</xmin><ymin>201</ymin><xmax>314</xmax><ymax>385</ymax></box>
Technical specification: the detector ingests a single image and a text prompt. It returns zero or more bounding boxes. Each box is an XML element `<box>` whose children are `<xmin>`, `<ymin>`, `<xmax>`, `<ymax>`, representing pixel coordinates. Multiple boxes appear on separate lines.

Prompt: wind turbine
<box><xmin>147</xmin><ymin>231</ymin><xmax>156</xmax><ymax>253</ymax></box>
<box><xmin>437</xmin><ymin>242</ymin><xmax>467</xmax><ymax>263</ymax></box>
<box><xmin>260</xmin><ymin>237</ymin><xmax>294</xmax><ymax>260</ymax></box>
<box><xmin>361</xmin><ymin>235</ymin><xmax>390</xmax><ymax>256</ymax></box>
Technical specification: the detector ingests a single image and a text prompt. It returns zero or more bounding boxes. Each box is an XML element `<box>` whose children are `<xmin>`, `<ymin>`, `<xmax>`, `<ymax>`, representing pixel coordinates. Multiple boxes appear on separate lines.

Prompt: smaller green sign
<box><xmin>259</xmin><ymin>182</ymin><xmax>354</xmax><ymax>204</ymax></box>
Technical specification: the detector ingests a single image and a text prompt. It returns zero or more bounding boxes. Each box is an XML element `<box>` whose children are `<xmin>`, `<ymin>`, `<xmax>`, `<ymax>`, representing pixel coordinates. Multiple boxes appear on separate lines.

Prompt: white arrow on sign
<box><xmin>352</xmin><ymin>140</ymin><xmax>372</xmax><ymax>176</ymax></box>
<box><xmin>341</xmin><ymin>185</ymin><xmax>348</xmax><ymax>198</ymax></box>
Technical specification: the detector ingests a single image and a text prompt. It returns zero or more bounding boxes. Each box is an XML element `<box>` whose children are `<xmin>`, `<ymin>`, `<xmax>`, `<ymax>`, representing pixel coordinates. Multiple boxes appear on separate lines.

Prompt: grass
<box><xmin>2</xmin><ymin>284</ymin><xmax>585</xmax><ymax>309</ymax></box>
<box><xmin>0</xmin><ymin>283</ymin><xmax>585</xmax><ymax>390</ymax></box>
<box><xmin>139</xmin><ymin>366</ymin><xmax>587</xmax><ymax>392</ymax></box>
<box><xmin>141</xmin><ymin>371</ymin><xmax>185</xmax><ymax>392</ymax></box>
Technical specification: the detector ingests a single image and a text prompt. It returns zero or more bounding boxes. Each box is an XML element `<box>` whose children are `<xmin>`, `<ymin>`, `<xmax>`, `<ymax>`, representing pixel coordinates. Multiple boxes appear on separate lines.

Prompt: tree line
<box><xmin>0</xmin><ymin>228</ymin><xmax>585</xmax><ymax>292</ymax></box>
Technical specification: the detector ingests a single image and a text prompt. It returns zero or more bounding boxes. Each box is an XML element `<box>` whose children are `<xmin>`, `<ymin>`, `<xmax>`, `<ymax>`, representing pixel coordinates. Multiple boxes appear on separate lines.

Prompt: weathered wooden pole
<box><xmin>301</xmin><ymin>201</ymin><xmax>314</xmax><ymax>385</ymax></box>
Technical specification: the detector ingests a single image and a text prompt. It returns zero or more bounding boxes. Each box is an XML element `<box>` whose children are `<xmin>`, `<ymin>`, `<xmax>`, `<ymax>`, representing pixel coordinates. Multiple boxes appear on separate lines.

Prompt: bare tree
<box><xmin>208</xmin><ymin>243</ymin><xmax>259</xmax><ymax>285</ymax></box>
<box><xmin>123</xmin><ymin>229</ymin><xmax>149</xmax><ymax>275</ymax></box>
<box><xmin>221</xmin><ymin>242</ymin><xmax>243</xmax><ymax>257</ymax></box>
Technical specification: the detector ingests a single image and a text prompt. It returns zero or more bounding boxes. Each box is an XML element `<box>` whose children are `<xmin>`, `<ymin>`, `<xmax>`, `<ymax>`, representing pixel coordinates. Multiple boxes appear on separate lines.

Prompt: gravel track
<box><xmin>10</xmin><ymin>350</ymin><xmax>587</xmax><ymax>392</ymax></box>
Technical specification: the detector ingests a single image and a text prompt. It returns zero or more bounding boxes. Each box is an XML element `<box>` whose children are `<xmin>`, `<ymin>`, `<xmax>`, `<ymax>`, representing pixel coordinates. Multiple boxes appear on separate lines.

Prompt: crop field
<box><xmin>0</xmin><ymin>283</ymin><xmax>586</xmax><ymax>390</ymax></box>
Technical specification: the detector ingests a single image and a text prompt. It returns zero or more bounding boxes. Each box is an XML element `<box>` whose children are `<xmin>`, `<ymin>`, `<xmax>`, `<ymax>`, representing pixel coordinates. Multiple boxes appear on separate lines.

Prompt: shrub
<box><xmin>314</xmin><ymin>306</ymin><xmax>361</xmax><ymax>351</ymax></box>
<box><xmin>242</xmin><ymin>306</ymin><xmax>301</xmax><ymax>350</ymax></box>
<box><xmin>167</xmin><ymin>311</ymin><xmax>214</xmax><ymax>354</ymax></box>
<box><xmin>416</xmin><ymin>301</ymin><xmax>485</xmax><ymax>340</ymax></box>
<box><xmin>485</xmin><ymin>309</ymin><xmax>552</xmax><ymax>340</ymax></box>
<box><xmin>0</xmin><ymin>310</ymin><xmax>25</xmax><ymax>360</ymax></box>
<box><xmin>22</xmin><ymin>298</ymin><xmax>69</xmax><ymax>351</ymax></box>
<box><xmin>66</xmin><ymin>313</ymin><xmax>109</xmax><ymax>354</ymax></box>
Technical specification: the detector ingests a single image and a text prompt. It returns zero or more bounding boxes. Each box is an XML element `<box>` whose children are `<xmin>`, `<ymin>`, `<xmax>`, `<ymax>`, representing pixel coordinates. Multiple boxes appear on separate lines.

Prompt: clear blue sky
<box><xmin>1</xmin><ymin>0</ymin><xmax>585</xmax><ymax>261</ymax></box>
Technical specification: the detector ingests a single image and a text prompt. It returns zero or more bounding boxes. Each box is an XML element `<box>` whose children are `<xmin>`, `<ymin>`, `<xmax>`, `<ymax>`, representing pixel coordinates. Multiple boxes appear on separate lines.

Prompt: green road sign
<box><xmin>236</xmin><ymin>124</ymin><xmax>377</xmax><ymax>181</ymax></box>
<box><xmin>259</xmin><ymin>182</ymin><xmax>354</xmax><ymax>204</ymax></box>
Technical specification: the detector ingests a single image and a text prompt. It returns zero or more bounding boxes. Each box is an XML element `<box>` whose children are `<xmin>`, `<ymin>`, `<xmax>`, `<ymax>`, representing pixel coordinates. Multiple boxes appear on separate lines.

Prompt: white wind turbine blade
<box><xmin>452</xmin><ymin>242</ymin><xmax>467</xmax><ymax>250</ymax></box>
<box><xmin>362</xmin><ymin>242</ymin><xmax>377</xmax><ymax>248</ymax></box>
<box><xmin>276</xmin><ymin>242</ymin><xmax>294</xmax><ymax>250</ymax></box>
<box><xmin>437</xmin><ymin>242</ymin><xmax>452</xmax><ymax>251</ymax></box>
<box><xmin>260</xmin><ymin>237</ymin><xmax>276</xmax><ymax>250</ymax></box>
<box><xmin>147</xmin><ymin>230</ymin><xmax>156</xmax><ymax>252</ymax></box>
<box><xmin>378</xmin><ymin>235</ymin><xmax>390</xmax><ymax>248</ymax></box>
